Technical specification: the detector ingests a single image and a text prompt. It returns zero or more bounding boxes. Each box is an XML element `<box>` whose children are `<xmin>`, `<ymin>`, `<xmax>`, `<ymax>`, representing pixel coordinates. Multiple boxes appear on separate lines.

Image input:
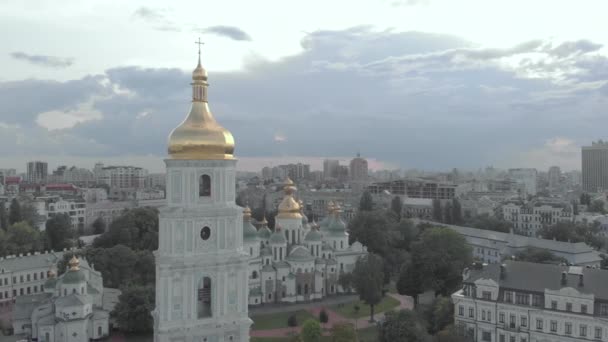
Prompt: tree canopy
<box><xmin>300</xmin><ymin>319</ymin><xmax>322</xmax><ymax>342</ymax></box>
<box><xmin>514</xmin><ymin>247</ymin><xmax>567</xmax><ymax>264</ymax></box>
<box><xmin>111</xmin><ymin>284</ymin><xmax>155</xmax><ymax>333</ymax></box>
<box><xmin>8</xmin><ymin>198</ymin><xmax>21</xmax><ymax>225</ymax></box>
<box><xmin>45</xmin><ymin>213</ymin><xmax>73</xmax><ymax>251</ymax></box>
<box><xmin>390</xmin><ymin>196</ymin><xmax>402</xmax><ymax>221</ymax></box>
<box><xmin>330</xmin><ymin>323</ymin><xmax>357</xmax><ymax>342</ymax></box>
<box><xmin>0</xmin><ymin>222</ymin><xmax>42</xmax><ymax>255</ymax></box>
<box><xmin>359</xmin><ymin>191</ymin><xmax>374</xmax><ymax>211</ymax></box>
<box><xmin>378</xmin><ymin>310</ymin><xmax>431</xmax><ymax>342</ymax></box>
<box><xmin>93</xmin><ymin>207</ymin><xmax>159</xmax><ymax>251</ymax></box>
<box><xmin>351</xmin><ymin>253</ymin><xmax>385</xmax><ymax>321</ymax></box>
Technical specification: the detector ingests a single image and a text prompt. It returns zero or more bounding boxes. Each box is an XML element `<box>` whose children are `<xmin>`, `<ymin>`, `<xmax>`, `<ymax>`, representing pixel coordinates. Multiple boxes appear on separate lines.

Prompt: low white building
<box><xmin>417</xmin><ymin>221</ymin><xmax>603</xmax><ymax>266</ymax></box>
<box><xmin>402</xmin><ymin>197</ymin><xmax>433</xmax><ymax>219</ymax></box>
<box><xmin>452</xmin><ymin>261</ymin><xmax>608</xmax><ymax>342</ymax></box>
<box><xmin>0</xmin><ymin>251</ymin><xmax>65</xmax><ymax>305</ymax></box>
<box><xmin>12</xmin><ymin>256</ymin><xmax>115</xmax><ymax>342</ymax></box>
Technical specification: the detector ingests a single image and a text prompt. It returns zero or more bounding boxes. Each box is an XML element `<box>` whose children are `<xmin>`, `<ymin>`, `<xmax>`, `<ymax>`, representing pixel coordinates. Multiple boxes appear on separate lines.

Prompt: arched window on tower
<box><xmin>199</xmin><ymin>175</ymin><xmax>211</xmax><ymax>197</ymax></box>
<box><xmin>197</xmin><ymin>276</ymin><xmax>212</xmax><ymax>318</ymax></box>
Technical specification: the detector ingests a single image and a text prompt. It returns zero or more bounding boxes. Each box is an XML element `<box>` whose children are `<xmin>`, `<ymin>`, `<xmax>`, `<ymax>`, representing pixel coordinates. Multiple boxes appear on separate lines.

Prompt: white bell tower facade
<box><xmin>153</xmin><ymin>45</ymin><xmax>251</xmax><ymax>342</ymax></box>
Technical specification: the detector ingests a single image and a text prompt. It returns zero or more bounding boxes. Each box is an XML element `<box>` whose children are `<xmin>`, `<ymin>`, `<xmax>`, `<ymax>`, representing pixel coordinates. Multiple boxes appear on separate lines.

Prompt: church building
<box><xmin>243</xmin><ymin>179</ymin><xmax>367</xmax><ymax>305</ymax></box>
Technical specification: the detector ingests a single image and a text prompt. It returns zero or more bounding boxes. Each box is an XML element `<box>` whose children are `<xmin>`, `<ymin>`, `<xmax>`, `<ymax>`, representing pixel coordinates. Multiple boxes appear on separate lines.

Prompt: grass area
<box><xmin>251</xmin><ymin>310</ymin><xmax>315</xmax><ymax>331</ymax></box>
<box><xmin>250</xmin><ymin>326</ymin><xmax>379</xmax><ymax>342</ymax></box>
<box><xmin>331</xmin><ymin>295</ymin><xmax>400</xmax><ymax>319</ymax></box>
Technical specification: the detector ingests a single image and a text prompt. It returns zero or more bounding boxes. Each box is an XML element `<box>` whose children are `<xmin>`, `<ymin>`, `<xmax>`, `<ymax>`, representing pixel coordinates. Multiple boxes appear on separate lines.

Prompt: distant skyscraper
<box><xmin>323</xmin><ymin>159</ymin><xmax>340</xmax><ymax>180</ymax></box>
<box><xmin>261</xmin><ymin>166</ymin><xmax>272</xmax><ymax>180</ymax></box>
<box><xmin>548</xmin><ymin>166</ymin><xmax>561</xmax><ymax>189</ymax></box>
<box><xmin>349</xmin><ymin>153</ymin><xmax>368</xmax><ymax>182</ymax></box>
<box><xmin>582</xmin><ymin>140</ymin><xmax>608</xmax><ymax>192</ymax></box>
<box><xmin>26</xmin><ymin>161</ymin><xmax>48</xmax><ymax>184</ymax></box>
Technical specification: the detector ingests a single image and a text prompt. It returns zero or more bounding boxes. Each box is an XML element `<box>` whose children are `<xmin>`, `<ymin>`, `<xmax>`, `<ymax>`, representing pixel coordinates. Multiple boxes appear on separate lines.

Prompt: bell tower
<box><xmin>153</xmin><ymin>43</ymin><xmax>251</xmax><ymax>342</ymax></box>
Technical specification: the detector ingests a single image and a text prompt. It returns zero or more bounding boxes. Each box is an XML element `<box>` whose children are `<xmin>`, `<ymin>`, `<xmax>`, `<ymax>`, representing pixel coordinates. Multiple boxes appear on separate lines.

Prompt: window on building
<box><xmin>505</xmin><ymin>291</ymin><xmax>513</xmax><ymax>302</ymax></box>
<box><xmin>532</xmin><ymin>294</ymin><xmax>542</xmax><ymax>307</ymax></box>
<box><xmin>595</xmin><ymin>327</ymin><xmax>603</xmax><ymax>339</ymax></box>
<box><xmin>565</xmin><ymin>322</ymin><xmax>572</xmax><ymax>335</ymax></box>
<box><xmin>33</xmin><ymin>286</ymin><xmax>37</xmax><ymax>293</ymax></box>
<box><xmin>19</xmin><ymin>275</ymin><xmax>23</xmax><ymax>283</ymax></box>
<box><xmin>509</xmin><ymin>314</ymin><xmax>516</xmax><ymax>328</ymax></box>
<box><xmin>566</xmin><ymin>302</ymin><xmax>572</xmax><ymax>312</ymax></box>
<box><xmin>304</xmin><ymin>284</ymin><xmax>309</xmax><ymax>294</ymax></box>
<box><xmin>482</xmin><ymin>310</ymin><xmax>486</xmax><ymax>320</ymax></box>
<box><xmin>550</xmin><ymin>320</ymin><xmax>557</xmax><ymax>332</ymax></box>
<box><xmin>601</xmin><ymin>304</ymin><xmax>608</xmax><ymax>316</ymax></box>
<box><xmin>197</xmin><ymin>276</ymin><xmax>212</xmax><ymax>318</ymax></box>
<box><xmin>536</xmin><ymin>319</ymin><xmax>543</xmax><ymax>330</ymax></box>
<box><xmin>509</xmin><ymin>336</ymin><xmax>515</xmax><ymax>342</ymax></box>
<box><xmin>581</xmin><ymin>304</ymin><xmax>587</xmax><ymax>314</ymax></box>
<box><xmin>252</xmin><ymin>271</ymin><xmax>258</xmax><ymax>279</ymax></box>
<box><xmin>40</xmin><ymin>271</ymin><xmax>44</xmax><ymax>279</ymax></box>
<box><xmin>297</xmin><ymin>284</ymin><xmax>302</xmax><ymax>295</ymax></box>
<box><xmin>487</xmin><ymin>311</ymin><xmax>491</xmax><ymax>321</ymax></box>
<box><xmin>481</xmin><ymin>331</ymin><xmax>491</xmax><ymax>342</ymax></box>
<box><xmin>469</xmin><ymin>307</ymin><xmax>474</xmax><ymax>318</ymax></box>
<box><xmin>499</xmin><ymin>312</ymin><xmax>504</xmax><ymax>323</ymax></box>
<box><xmin>580</xmin><ymin>325</ymin><xmax>587</xmax><ymax>337</ymax></box>
<box><xmin>515</xmin><ymin>292</ymin><xmax>529</xmax><ymax>305</ymax></box>
<box><xmin>458</xmin><ymin>305</ymin><xmax>464</xmax><ymax>316</ymax></box>
<box><xmin>499</xmin><ymin>334</ymin><xmax>505</xmax><ymax>342</ymax></box>
<box><xmin>199</xmin><ymin>175</ymin><xmax>211</xmax><ymax>197</ymax></box>
<box><xmin>521</xmin><ymin>316</ymin><xmax>527</xmax><ymax>327</ymax></box>
<box><xmin>20</xmin><ymin>288</ymin><xmax>23</xmax><ymax>296</ymax></box>
<box><xmin>98</xmin><ymin>326</ymin><xmax>102</xmax><ymax>337</ymax></box>
<box><xmin>551</xmin><ymin>300</ymin><xmax>557</xmax><ymax>310</ymax></box>
<box><xmin>482</xmin><ymin>291</ymin><xmax>491</xmax><ymax>300</ymax></box>
<box><xmin>26</xmin><ymin>274</ymin><xmax>30</xmax><ymax>282</ymax></box>
<box><xmin>33</xmin><ymin>273</ymin><xmax>37</xmax><ymax>281</ymax></box>
<box><xmin>520</xmin><ymin>338</ymin><xmax>526</xmax><ymax>342</ymax></box>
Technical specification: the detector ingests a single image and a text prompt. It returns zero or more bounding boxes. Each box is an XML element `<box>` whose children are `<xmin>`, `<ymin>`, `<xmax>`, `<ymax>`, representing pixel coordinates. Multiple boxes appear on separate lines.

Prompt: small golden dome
<box><xmin>327</xmin><ymin>201</ymin><xmax>335</xmax><ymax>214</ymax></box>
<box><xmin>243</xmin><ymin>206</ymin><xmax>252</xmax><ymax>220</ymax></box>
<box><xmin>167</xmin><ymin>55</ymin><xmax>235</xmax><ymax>160</ymax></box>
<box><xmin>48</xmin><ymin>268</ymin><xmax>56</xmax><ymax>278</ymax></box>
<box><xmin>68</xmin><ymin>255</ymin><xmax>80</xmax><ymax>271</ymax></box>
<box><xmin>277</xmin><ymin>177</ymin><xmax>302</xmax><ymax>219</ymax></box>
<box><xmin>261</xmin><ymin>215</ymin><xmax>268</xmax><ymax>226</ymax></box>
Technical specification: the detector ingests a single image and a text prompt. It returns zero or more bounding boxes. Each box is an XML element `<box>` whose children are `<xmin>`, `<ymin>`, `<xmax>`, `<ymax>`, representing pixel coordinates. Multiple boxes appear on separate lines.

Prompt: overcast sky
<box><xmin>1</xmin><ymin>0</ymin><xmax>607</xmax><ymax>173</ymax></box>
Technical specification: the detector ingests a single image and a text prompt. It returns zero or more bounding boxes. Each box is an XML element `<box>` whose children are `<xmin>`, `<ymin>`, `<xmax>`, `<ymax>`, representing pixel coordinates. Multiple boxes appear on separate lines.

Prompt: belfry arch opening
<box><xmin>199</xmin><ymin>174</ymin><xmax>211</xmax><ymax>197</ymax></box>
<box><xmin>197</xmin><ymin>276</ymin><xmax>212</xmax><ymax>318</ymax></box>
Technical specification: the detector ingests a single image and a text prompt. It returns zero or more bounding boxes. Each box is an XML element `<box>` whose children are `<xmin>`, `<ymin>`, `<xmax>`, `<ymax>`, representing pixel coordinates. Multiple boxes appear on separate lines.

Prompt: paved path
<box><xmin>250</xmin><ymin>293</ymin><xmax>413</xmax><ymax>338</ymax></box>
<box><xmin>250</xmin><ymin>295</ymin><xmax>358</xmax><ymax>315</ymax></box>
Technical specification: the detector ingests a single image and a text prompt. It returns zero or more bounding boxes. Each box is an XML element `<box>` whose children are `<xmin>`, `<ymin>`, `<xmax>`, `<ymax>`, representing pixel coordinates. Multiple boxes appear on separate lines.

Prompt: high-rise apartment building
<box><xmin>99</xmin><ymin>166</ymin><xmax>146</xmax><ymax>189</ymax></box>
<box><xmin>508</xmin><ymin>168</ymin><xmax>537</xmax><ymax>196</ymax></box>
<box><xmin>349</xmin><ymin>153</ymin><xmax>368</xmax><ymax>182</ymax></box>
<box><xmin>548</xmin><ymin>166</ymin><xmax>561</xmax><ymax>189</ymax></box>
<box><xmin>582</xmin><ymin>141</ymin><xmax>608</xmax><ymax>192</ymax></box>
<box><xmin>323</xmin><ymin>159</ymin><xmax>340</xmax><ymax>180</ymax></box>
<box><xmin>26</xmin><ymin>161</ymin><xmax>48</xmax><ymax>184</ymax></box>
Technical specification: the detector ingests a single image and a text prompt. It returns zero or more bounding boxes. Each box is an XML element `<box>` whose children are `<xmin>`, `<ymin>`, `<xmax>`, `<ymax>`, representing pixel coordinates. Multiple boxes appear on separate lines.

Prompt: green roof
<box><xmin>62</xmin><ymin>269</ymin><xmax>86</xmax><ymax>284</ymax></box>
<box><xmin>269</xmin><ymin>231</ymin><xmax>287</xmax><ymax>244</ymax></box>
<box><xmin>258</xmin><ymin>226</ymin><xmax>272</xmax><ymax>239</ymax></box>
<box><xmin>287</xmin><ymin>246</ymin><xmax>314</xmax><ymax>261</ymax></box>
<box><xmin>328</xmin><ymin>216</ymin><xmax>346</xmax><ymax>232</ymax></box>
<box><xmin>243</xmin><ymin>221</ymin><xmax>259</xmax><ymax>241</ymax></box>
<box><xmin>305</xmin><ymin>229</ymin><xmax>323</xmax><ymax>242</ymax></box>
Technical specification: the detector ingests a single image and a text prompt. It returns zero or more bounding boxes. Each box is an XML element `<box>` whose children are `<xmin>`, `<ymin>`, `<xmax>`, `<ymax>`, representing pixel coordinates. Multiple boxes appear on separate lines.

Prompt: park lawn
<box><xmin>251</xmin><ymin>310</ymin><xmax>315</xmax><ymax>331</ymax></box>
<box><xmin>358</xmin><ymin>326</ymin><xmax>379</xmax><ymax>342</ymax></box>
<box><xmin>331</xmin><ymin>295</ymin><xmax>400</xmax><ymax>319</ymax></box>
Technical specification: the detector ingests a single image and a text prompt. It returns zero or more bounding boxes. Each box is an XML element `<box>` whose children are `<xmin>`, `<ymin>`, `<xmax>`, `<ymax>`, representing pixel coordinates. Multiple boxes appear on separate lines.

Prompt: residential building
<box><xmin>452</xmin><ymin>261</ymin><xmax>608</xmax><ymax>342</ymax></box>
<box><xmin>402</xmin><ymin>197</ymin><xmax>433</xmax><ymax>219</ymax></box>
<box><xmin>12</xmin><ymin>256</ymin><xmax>114</xmax><ymax>341</ymax></box>
<box><xmin>583</xmin><ymin>140</ymin><xmax>608</xmax><ymax>192</ymax></box>
<box><xmin>323</xmin><ymin>159</ymin><xmax>340</xmax><ymax>180</ymax></box>
<box><xmin>367</xmin><ymin>178</ymin><xmax>457</xmax><ymax>200</ymax></box>
<box><xmin>502</xmin><ymin>201</ymin><xmax>573</xmax><ymax>236</ymax></box>
<box><xmin>34</xmin><ymin>196</ymin><xmax>86</xmax><ymax>231</ymax></box>
<box><xmin>261</xmin><ymin>167</ymin><xmax>272</xmax><ymax>180</ymax></box>
<box><xmin>277</xmin><ymin>163</ymin><xmax>310</xmax><ymax>181</ymax></box>
<box><xmin>27</xmin><ymin>161</ymin><xmax>48</xmax><ymax>184</ymax></box>
<box><xmin>0</xmin><ymin>250</ymin><xmax>64</xmax><ymax>305</ymax></box>
<box><xmin>145</xmin><ymin>173</ymin><xmax>166</xmax><ymax>189</ymax></box>
<box><xmin>508</xmin><ymin>168</ymin><xmax>538</xmax><ymax>196</ymax></box>
<box><xmin>548</xmin><ymin>166</ymin><xmax>561</xmax><ymax>190</ymax></box>
<box><xmin>0</xmin><ymin>168</ymin><xmax>17</xmax><ymax>177</ymax></box>
<box><xmin>349</xmin><ymin>154</ymin><xmax>368</xmax><ymax>182</ymax></box>
<box><xmin>99</xmin><ymin>165</ymin><xmax>146</xmax><ymax>190</ymax></box>
<box><xmin>85</xmin><ymin>200</ymin><xmax>135</xmax><ymax>229</ymax></box>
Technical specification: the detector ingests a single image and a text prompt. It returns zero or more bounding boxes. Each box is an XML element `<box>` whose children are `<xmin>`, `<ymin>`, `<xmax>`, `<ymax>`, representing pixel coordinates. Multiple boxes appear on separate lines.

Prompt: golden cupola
<box><xmin>167</xmin><ymin>49</ymin><xmax>235</xmax><ymax>160</ymax></box>
<box><xmin>277</xmin><ymin>178</ymin><xmax>302</xmax><ymax>219</ymax></box>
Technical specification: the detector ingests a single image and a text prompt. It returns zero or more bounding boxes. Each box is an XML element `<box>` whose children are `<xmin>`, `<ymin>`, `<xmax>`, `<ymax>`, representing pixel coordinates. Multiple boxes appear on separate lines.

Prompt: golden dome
<box><xmin>243</xmin><ymin>206</ymin><xmax>252</xmax><ymax>220</ymax></box>
<box><xmin>68</xmin><ymin>255</ymin><xmax>80</xmax><ymax>271</ymax></box>
<box><xmin>327</xmin><ymin>201</ymin><xmax>335</xmax><ymax>214</ymax></box>
<box><xmin>167</xmin><ymin>54</ymin><xmax>235</xmax><ymax>160</ymax></box>
<box><xmin>277</xmin><ymin>177</ymin><xmax>302</xmax><ymax>219</ymax></box>
<box><xmin>48</xmin><ymin>268</ymin><xmax>56</xmax><ymax>278</ymax></box>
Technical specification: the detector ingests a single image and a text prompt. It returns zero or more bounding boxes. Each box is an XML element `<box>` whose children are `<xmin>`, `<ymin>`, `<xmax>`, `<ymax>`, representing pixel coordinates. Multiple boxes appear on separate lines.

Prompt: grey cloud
<box><xmin>132</xmin><ymin>7</ymin><xmax>180</xmax><ymax>32</ymax></box>
<box><xmin>1</xmin><ymin>28</ymin><xmax>607</xmax><ymax>170</ymax></box>
<box><xmin>200</xmin><ymin>26</ymin><xmax>252</xmax><ymax>41</ymax></box>
<box><xmin>547</xmin><ymin>40</ymin><xmax>603</xmax><ymax>57</ymax></box>
<box><xmin>10</xmin><ymin>52</ymin><xmax>74</xmax><ymax>68</ymax></box>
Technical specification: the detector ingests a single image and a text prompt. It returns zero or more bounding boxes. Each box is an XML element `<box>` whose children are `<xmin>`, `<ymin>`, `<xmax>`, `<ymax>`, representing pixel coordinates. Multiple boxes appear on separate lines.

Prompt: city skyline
<box><xmin>1</xmin><ymin>1</ymin><xmax>607</xmax><ymax>171</ymax></box>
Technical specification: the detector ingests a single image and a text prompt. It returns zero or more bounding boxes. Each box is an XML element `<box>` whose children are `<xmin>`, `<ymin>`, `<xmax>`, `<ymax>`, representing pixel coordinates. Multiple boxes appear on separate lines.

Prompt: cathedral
<box><xmin>12</xmin><ymin>256</ymin><xmax>110</xmax><ymax>342</ymax></box>
<box><xmin>243</xmin><ymin>181</ymin><xmax>367</xmax><ymax>306</ymax></box>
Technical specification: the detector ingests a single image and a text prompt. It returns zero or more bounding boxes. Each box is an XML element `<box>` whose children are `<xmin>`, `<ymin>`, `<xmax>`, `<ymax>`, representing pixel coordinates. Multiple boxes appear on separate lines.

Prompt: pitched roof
<box><xmin>0</xmin><ymin>251</ymin><xmax>64</xmax><ymax>272</ymax></box>
<box><xmin>467</xmin><ymin>261</ymin><xmax>608</xmax><ymax>300</ymax></box>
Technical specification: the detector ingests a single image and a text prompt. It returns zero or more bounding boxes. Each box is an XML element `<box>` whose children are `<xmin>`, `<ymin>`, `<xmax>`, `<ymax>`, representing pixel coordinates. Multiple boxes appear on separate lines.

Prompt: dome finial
<box><xmin>195</xmin><ymin>37</ymin><xmax>204</xmax><ymax>67</ymax></box>
<box><xmin>68</xmin><ymin>255</ymin><xmax>80</xmax><ymax>271</ymax></box>
<box><xmin>243</xmin><ymin>206</ymin><xmax>252</xmax><ymax>221</ymax></box>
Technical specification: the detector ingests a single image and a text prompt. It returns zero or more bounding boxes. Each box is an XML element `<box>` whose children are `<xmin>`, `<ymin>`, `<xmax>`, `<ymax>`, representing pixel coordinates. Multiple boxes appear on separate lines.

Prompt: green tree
<box><xmin>464</xmin><ymin>214</ymin><xmax>511</xmax><ymax>233</ymax></box>
<box><xmin>8</xmin><ymin>198</ymin><xmax>21</xmax><ymax>225</ymax></box>
<box><xmin>444</xmin><ymin>201</ymin><xmax>453</xmax><ymax>224</ymax></box>
<box><xmin>428</xmin><ymin>296</ymin><xmax>453</xmax><ymax>334</ymax></box>
<box><xmin>111</xmin><ymin>284</ymin><xmax>155</xmax><ymax>334</ymax></box>
<box><xmin>397</xmin><ymin>261</ymin><xmax>424</xmax><ymax>308</ymax></box>
<box><xmin>378</xmin><ymin>310</ymin><xmax>430</xmax><ymax>342</ymax></box>
<box><xmin>411</xmin><ymin>227</ymin><xmax>472</xmax><ymax>296</ymax></box>
<box><xmin>319</xmin><ymin>309</ymin><xmax>329</xmax><ymax>326</ymax></box>
<box><xmin>0</xmin><ymin>202</ymin><xmax>8</xmax><ymax>230</ymax></box>
<box><xmin>571</xmin><ymin>200</ymin><xmax>579</xmax><ymax>215</ymax></box>
<box><xmin>20</xmin><ymin>203</ymin><xmax>39</xmax><ymax>227</ymax></box>
<box><xmin>390</xmin><ymin>196</ymin><xmax>402</xmax><ymax>221</ymax></box>
<box><xmin>514</xmin><ymin>247</ymin><xmax>567</xmax><ymax>264</ymax></box>
<box><xmin>432</xmin><ymin>199</ymin><xmax>442</xmax><ymax>222</ymax></box>
<box><xmin>287</xmin><ymin>314</ymin><xmax>298</xmax><ymax>327</ymax></box>
<box><xmin>389</xmin><ymin>219</ymin><xmax>419</xmax><ymax>251</ymax></box>
<box><xmin>589</xmin><ymin>199</ymin><xmax>606</xmax><ymax>214</ymax></box>
<box><xmin>352</xmin><ymin>253</ymin><xmax>384</xmax><ymax>322</ymax></box>
<box><xmin>580</xmin><ymin>193</ymin><xmax>591</xmax><ymax>205</ymax></box>
<box><xmin>338</xmin><ymin>272</ymin><xmax>353</xmax><ymax>293</ymax></box>
<box><xmin>435</xmin><ymin>325</ymin><xmax>470</xmax><ymax>342</ymax></box>
<box><xmin>347</xmin><ymin>210</ymin><xmax>390</xmax><ymax>254</ymax></box>
<box><xmin>300</xmin><ymin>319</ymin><xmax>322</xmax><ymax>342</ymax></box>
<box><xmin>94</xmin><ymin>207</ymin><xmax>159</xmax><ymax>251</ymax></box>
<box><xmin>330</xmin><ymin>323</ymin><xmax>358</xmax><ymax>342</ymax></box>
<box><xmin>5</xmin><ymin>222</ymin><xmax>41</xmax><ymax>254</ymax></box>
<box><xmin>45</xmin><ymin>213</ymin><xmax>73</xmax><ymax>251</ymax></box>
<box><xmin>92</xmin><ymin>217</ymin><xmax>106</xmax><ymax>235</ymax></box>
<box><xmin>359</xmin><ymin>191</ymin><xmax>374</xmax><ymax>211</ymax></box>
